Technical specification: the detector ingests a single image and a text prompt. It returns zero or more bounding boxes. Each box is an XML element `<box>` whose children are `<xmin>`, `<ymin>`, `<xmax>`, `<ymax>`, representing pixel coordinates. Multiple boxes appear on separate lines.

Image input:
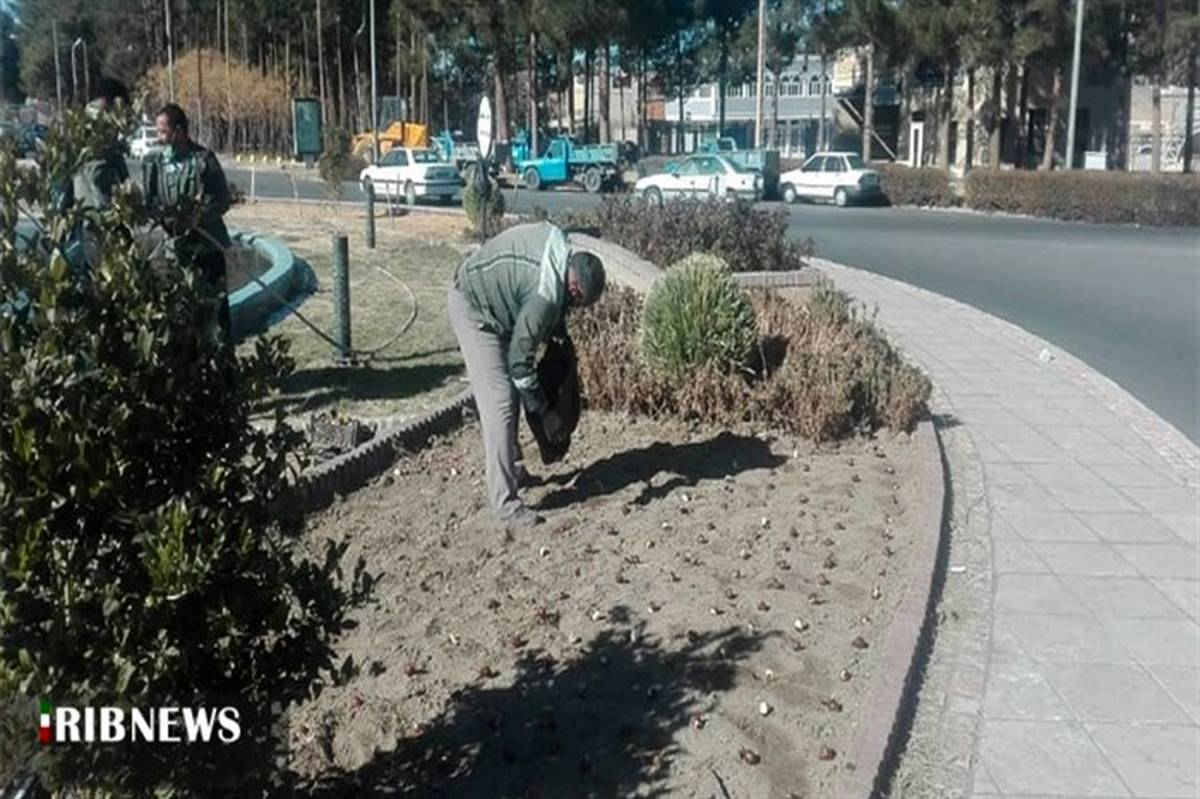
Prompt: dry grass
<box><xmin>571</xmin><ymin>283</ymin><xmax>931</xmax><ymax>442</ymax></box>
<box><xmin>228</xmin><ymin>202</ymin><xmax>470</xmax><ymax>421</ymax></box>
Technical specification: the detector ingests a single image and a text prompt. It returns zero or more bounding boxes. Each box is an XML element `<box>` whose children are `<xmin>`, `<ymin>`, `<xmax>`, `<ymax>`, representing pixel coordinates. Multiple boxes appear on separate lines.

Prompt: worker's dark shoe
<box><xmin>516</xmin><ymin>465</ymin><xmax>541</xmax><ymax>489</ymax></box>
<box><xmin>502</xmin><ymin>506</ymin><xmax>544</xmax><ymax>530</ymax></box>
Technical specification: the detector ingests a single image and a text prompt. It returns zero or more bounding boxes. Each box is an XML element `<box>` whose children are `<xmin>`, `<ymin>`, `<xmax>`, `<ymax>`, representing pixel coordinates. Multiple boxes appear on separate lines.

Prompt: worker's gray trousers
<box><xmin>447</xmin><ymin>285</ymin><xmax>524</xmax><ymax>518</ymax></box>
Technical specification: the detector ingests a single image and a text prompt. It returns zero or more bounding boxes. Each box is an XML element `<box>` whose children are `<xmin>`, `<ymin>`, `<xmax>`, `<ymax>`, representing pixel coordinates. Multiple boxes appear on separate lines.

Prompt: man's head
<box><xmin>91</xmin><ymin>77</ymin><xmax>130</xmax><ymax>112</ymax></box>
<box><xmin>155</xmin><ymin>103</ymin><xmax>189</xmax><ymax>148</ymax></box>
<box><xmin>566</xmin><ymin>251</ymin><xmax>606</xmax><ymax>308</ymax></box>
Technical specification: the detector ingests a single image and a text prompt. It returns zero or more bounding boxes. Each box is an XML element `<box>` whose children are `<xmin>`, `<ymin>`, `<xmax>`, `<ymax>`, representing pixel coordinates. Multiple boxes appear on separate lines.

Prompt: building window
<box><xmin>824</xmin><ymin>76</ymin><xmax>832</xmax><ymax>94</ymax></box>
<box><xmin>785</xmin><ymin>78</ymin><xmax>801</xmax><ymax>97</ymax></box>
<box><xmin>728</xmin><ymin>83</ymin><xmax>743</xmax><ymax>98</ymax></box>
<box><xmin>809</xmin><ymin>76</ymin><xmax>821</xmax><ymax>96</ymax></box>
<box><xmin>697</xmin><ymin>85</ymin><xmax>712</xmax><ymax>98</ymax></box>
<box><xmin>748</xmin><ymin>83</ymin><xmax>756</xmax><ymax>97</ymax></box>
<box><xmin>765</xmin><ymin>82</ymin><xmax>775</xmax><ymax>96</ymax></box>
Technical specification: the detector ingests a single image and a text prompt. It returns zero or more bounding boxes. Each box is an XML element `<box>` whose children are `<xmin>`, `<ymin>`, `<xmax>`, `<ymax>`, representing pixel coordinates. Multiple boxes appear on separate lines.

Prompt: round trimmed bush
<box><xmin>639</xmin><ymin>253</ymin><xmax>757</xmax><ymax>380</ymax></box>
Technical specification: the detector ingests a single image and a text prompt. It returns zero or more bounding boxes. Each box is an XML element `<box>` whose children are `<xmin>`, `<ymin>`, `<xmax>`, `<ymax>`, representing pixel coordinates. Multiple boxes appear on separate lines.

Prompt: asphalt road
<box><xmin>222</xmin><ymin>164</ymin><xmax>1200</xmax><ymax>442</ymax></box>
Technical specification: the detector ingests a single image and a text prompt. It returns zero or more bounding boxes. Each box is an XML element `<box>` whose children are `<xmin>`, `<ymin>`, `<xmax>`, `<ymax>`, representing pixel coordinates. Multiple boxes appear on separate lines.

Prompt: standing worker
<box><xmin>448</xmin><ymin>222</ymin><xmax>606</xmax><ymax>529</ymax></box>
<box><xmin>143</xmin><ymin>103</ymin><xmax>233</xmax><ymax>338</ymax></box>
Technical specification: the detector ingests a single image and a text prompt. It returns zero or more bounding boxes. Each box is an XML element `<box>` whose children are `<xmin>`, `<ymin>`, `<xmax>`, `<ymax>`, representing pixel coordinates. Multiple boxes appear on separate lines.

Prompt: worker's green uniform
<box><xmin>453</xmin><ymin>221</ymin><xmax>569</xmax><ymax>415</ymax></box>
<box><xmin>143</xmin><ymin>140</ymin><xmax>233</xmax><ymax>336</ymax></box>
<box><xmin>448</xmin><ymin>222</ymin><xmax>570</xmax><ymax>518</ymax></box>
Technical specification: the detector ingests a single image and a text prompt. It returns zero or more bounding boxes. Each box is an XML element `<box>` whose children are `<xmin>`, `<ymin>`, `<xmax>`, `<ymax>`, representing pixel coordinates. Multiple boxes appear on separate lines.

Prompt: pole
<box><xmin>53</xmin><ymin>22</ymin><xmax>63</xmax><ymax>114</ymax></box>
<box><xmin>70</xmin><ymin>39</ymin><xmax>79</xmax><ymax>105</ymax></box>
<box><xmin>331</xmin><ymin>234</ymin><xmax>352</xmax><ymax>361</ymax></box>
<box><xmin>165</xmin><ymin>0</ymin><xmax>176</xmax><ymax>102</ymax></box>
<box><xmin>370</xmin><ymin>0</ymin><xmax>379</xmax><ymax>162</ymax></box>
<box><xmin>83</xmin><ymin>41</ymin><xmax>89</xmax><ymax>101</ymax></box>
<box><xmin>1065</xmin><ymin>0</ymin><xmax>1085</xmax><ymax>169</ymax></box>
<box><xmin>755</xmin><ymin>0</ymin><xmax>766</xmax><ymax>148</ymax></box>
<box><xmin>364</xmin><ymin>181</ymin><xmax>376</xmax><ymax>249</ymax></box>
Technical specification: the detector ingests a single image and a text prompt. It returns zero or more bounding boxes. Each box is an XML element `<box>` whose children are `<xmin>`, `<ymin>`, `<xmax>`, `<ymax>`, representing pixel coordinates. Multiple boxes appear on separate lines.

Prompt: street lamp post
<box><xmin>754</xmin><ymin>0</ymin><xmax>766</xmax><ymax>148</ymax></box>
<box><xmin>369</xmin><ymin>0</ymin><xmax>379</xmax><ymax>163</ymax></box>
<box><xmin>52</xmin><ymin>21</ymin><xmax>63</xmax><ymax>114</ymax></box>
<box><xmin>1065</xmin><ymin>0</ymin><xmax>1085</xmax><ymax>169</ymax></box>
<box><xmin>70</xmin><ymin>37</ymin><xmax>83</xmax><ymax>105</ymax></box>
<box><xmin>165</xmin><ymin>0</ymin><xmax>176</xmax><ymax>101</ymax></box>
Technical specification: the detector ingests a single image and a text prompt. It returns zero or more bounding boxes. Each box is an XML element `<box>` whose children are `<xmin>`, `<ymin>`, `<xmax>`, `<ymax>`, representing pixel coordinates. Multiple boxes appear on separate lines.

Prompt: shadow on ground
<box><xmin>297</xmin><ymin>620</ymin><xmax>768</xmax><ymax>798</ymax></box>
<box><xmin>262</xmin><ymin>362</ymin><xmax>463</xmax><ymax>415</ymax></box>
<box><xmin>536</xmin><ymin>431</ymin><xmax>787</xmax><ymax>510</ymax></box>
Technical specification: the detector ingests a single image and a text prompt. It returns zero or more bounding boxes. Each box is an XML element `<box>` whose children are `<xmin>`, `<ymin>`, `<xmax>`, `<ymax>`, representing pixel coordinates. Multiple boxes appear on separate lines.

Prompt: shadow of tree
<box><xmin>296</xmin><ymin>620</ymin><xmax>769</xmax><ymax>798</ymax></box>
<box><xmin>260</xmin><ymin>362</ymin><xmax>464</xmax><ymax>416</ymax></box>
<box><xmin>535</xmin><ymin>432</ymin><xmax>787</xmax><ymax>511</ymax></box>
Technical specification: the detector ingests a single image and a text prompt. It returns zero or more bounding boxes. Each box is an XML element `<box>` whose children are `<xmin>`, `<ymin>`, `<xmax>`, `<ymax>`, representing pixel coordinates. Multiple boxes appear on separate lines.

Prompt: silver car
<box><xmin>635</xmin><ymin>154</ymin><xmax>762</xmax><ymax>207</ymax></box>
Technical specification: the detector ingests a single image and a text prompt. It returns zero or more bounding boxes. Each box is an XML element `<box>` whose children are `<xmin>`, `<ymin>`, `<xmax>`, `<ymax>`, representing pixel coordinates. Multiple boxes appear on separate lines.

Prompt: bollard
<box><xmin>364</xmin><ymin>182</ymin><xmax>376</xmax><ymax>250</ymax></box>
<box><xmin>331</xmin><ymin>234</ymin><xmax>352</xmax><ymax>362</ymax></box>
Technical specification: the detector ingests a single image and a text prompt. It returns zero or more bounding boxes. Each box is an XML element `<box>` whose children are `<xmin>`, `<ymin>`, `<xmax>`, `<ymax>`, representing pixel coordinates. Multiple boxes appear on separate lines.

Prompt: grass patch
<box><xmin>228</xmin><ymin>203</ymin><xmax>468</xmax><ymax>420</ymax></box>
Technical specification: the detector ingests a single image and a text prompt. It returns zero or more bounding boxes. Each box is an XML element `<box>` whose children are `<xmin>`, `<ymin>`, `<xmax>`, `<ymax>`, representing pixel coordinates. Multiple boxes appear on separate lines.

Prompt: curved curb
<box><xmin>227</xmin><ymin>230</ymin><xmax>311</xmax><ymax>339</ymax></box>
<box><xmin>292</xmin><ymin>390</ymin><xmax>475</xmax><ymax>511</ymax></box>
<box><xmin>838</xmin><ymin>418</ymin><xmax>949</xmax><ymax>798</ymax></box>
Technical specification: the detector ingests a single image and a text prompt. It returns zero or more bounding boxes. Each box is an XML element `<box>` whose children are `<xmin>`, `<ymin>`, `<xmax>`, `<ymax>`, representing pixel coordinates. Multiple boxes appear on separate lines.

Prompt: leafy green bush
<box><xmin>583</xmin><ymin>196</ymin><xmax>812</xmax><ymax>273</ymax></box>
<box><xmin>965</xmin><ymin>169</ymin><xmax>1200</xmax><ymax>226</ymax></box>
<box><xmin>639</xmin><ymin>254</ymin><xmax>758</xmax><ymax>380</ymax></box>
<box><xmin>463</xmin><ymin>170</ymin><xmax>506</xmax><ymax>239</ymax></box>
<box><xmin>0</xmin><ymin>110</ymin><xmax>371</xmax><ymax>795</ymax></box>
<box><xmin>877</xmin><ymin>164</ymin><xmax>957</xmax><ymax>207</ymax></box>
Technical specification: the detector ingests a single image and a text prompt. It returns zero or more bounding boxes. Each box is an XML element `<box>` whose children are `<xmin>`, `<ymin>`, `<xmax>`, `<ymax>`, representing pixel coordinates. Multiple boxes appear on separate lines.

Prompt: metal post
<box><xmin>331</xmin><ymin>234</ymin><xmax>352</xmax><ymax>361</ymax></box>
<box><xmin>369</xmin><ymin>0</ymin><xmax>380</xmax><ymax>163</ymax></box>
<box><xmin>1066</xmin><ymin>0</ymin><xmax>1085</xmax><ymax>169</ymax></box>
<box><xmin>364</xmin><ymin>181</ymin><xmax>376</xmax><ymax>249</ymax></box>
<box><xmin>53</xmin><ymin>22</ymin><xmax>63</xmax><ymax>114</ymax></box>
<box><xmin>82</xmin><ymin>41</ymin><xmax>89</xmax><ymax>101</ymax></box>
<box><xmin>70</xmin><ymin>39</ymin><xmax>80</xmax><ymax>105</ymax></box>
<box><xmin>754</xmin><ymin>0</ymin><xmax>766</xmax><ymax>148</ymax></box>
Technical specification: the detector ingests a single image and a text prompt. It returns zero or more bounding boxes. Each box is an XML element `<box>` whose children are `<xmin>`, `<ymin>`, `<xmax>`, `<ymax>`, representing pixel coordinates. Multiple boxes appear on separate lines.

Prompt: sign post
<box><xmin>474</xmin><ymin>97</ymin><xmax>495</xmax><ymax>240</ymax></box>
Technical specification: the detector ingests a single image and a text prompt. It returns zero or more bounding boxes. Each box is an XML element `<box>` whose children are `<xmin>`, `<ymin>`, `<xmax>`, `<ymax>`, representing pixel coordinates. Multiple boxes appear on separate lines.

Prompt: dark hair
<box><xmin>155</xmin><ymin>103</ymin><xmax>189</xmax><ymax>135</ymax></box>
<box><xmin>92</xmin><ymin>77</ymin><xmax>130</xmax><ymax>107</ymax></box>
<box><xmin>568</xmin><ymin>251</ymin><xmax>606</xmax><ymax>306</ymax></box>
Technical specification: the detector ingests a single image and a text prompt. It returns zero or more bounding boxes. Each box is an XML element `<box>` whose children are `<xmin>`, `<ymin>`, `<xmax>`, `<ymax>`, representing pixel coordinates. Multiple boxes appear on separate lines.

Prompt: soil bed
<box><xmin>288</xmin><ymin>410</ymin><xmax>927</xmax><ymax>798</ymax></box>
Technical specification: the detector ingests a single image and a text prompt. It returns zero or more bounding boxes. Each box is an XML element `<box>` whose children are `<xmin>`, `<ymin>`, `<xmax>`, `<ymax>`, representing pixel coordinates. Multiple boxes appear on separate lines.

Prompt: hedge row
<box><xmin>963</xmin><ymin>170</ymin><xmax>1200</xmax><ymax>227</ymax></box>
<box><xmin>876</xmin><ymin>164</ymin><xmax>958</xmax><ymax>208</ymax></box>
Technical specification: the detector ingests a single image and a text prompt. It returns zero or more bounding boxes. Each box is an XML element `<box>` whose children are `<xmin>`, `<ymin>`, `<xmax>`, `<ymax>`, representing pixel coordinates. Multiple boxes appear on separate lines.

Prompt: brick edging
<box><xmin>291</xmin><ymin>390</ymin><xmax>476</xmax><ymax>511</ymax></box>
<box><xmin>839</xmin><ymin>418</ymin><xmax>950</xmax><ymax>798</ymax></box>
<box><xmin>733</xmin><ymin>269</ymin><xmax>820</xmax><ymax>289</ymax></box>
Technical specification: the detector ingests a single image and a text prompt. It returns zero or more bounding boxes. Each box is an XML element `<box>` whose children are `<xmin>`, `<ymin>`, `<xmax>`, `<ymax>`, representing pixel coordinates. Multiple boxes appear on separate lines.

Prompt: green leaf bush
<box><xmin>639</xmin><ymin>254</ymin><xmax>758</xmax><ymax>380</ymax></box>
<box><xmin>0</xmin><ymin>109</ymin><xmax>371</xmax><ymax>795</ymax></box>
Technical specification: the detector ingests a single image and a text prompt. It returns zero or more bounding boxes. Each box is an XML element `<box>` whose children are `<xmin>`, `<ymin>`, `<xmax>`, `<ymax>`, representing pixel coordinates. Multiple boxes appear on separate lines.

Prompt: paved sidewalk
<box><xmin>815</xmin><ymin>259</ymin><xmax>1199</xmax><ymax>799</ymax></box>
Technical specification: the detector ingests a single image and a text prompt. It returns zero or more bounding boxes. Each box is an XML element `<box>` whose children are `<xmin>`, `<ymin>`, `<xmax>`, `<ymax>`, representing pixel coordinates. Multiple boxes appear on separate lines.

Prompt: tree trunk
<box><xmin>494</xmin><ymin>67</ymin><xmax>510</xmax><ymax>142</ymax></box>
<box><xmin>1016</xmin><ymin>62</ymin><xmax>1029</xmax><ymax>168</ymax></box>
<box><xmin>316</xmin><ymin>0</ymin><xmax>329</xmax><ymax>133</ymax></box>
<box><xmin>989</xmin><ymin>63</ymin><xmax>1002</xmax><ymax>169</ymax></box>
<box><xmin>601</xmin><ymin>41</ymin><xmax>612</xmax><ymax>143</ymax></box>
<box><xmin>862</xmin><ymin>44</ymin><xmax>874</xmax><ymax>161</ymax></box>
<box><xmin>421</xmin><ymin>36</ymin><xmax>429</xmax><ymax>125</ymax></box>
<box><xmin>196</xmin><ymin>14</ymin><xmax>204</xmax><ymax>145</ymax></box>
<box><xmin>1151</xmin><ymin>81</ymin><xmax>1162</xmax><ymax>172</ymax></box>
<box><xmin>1185</xmin><ymin>37</ymin><xmax>1197</xmax><ymax>173</ymax></box>
<box><xmin>410</xmin><ymin>30</ymin><xmax>417</xmax><ymax>121</ymax></box>
<box><xmin>1041</xmin><ymin>66</ymin><xmax>1062</xmax><ymax>171</ymax></box>
<box><xmin>718</xmin><ymin>36</ymin><xmax>728</xmax><ymax>137</ymax></box>
<box><xmin>567</xmin><ymin>52</ymin><xmax>576</xmax><ymax>135</ymax></box>
<box><xmin>771</xmin><ymin>68</ymin><xmax>781</xmax><ymax>148</ymax></box>
<box><xmin>819</xmin><ymin>53</ymin><xmax>828</xmax><ymax>150</ymax></box>
<box><xmin>619</xmin><ymin>65</ymin><xmax>626</xmax><ymax>142</ymax></box>
<box><xmin>966</xmin><ymin>67</ymin><xmax>976</xmax><ymax>170</ymax></box>
<box><xmin>335</xmin><ymin>13</ymin><xmax>347</xmax><ymax>129</ymax></box>
<box><xmin>584</xmin><ymin>48</ymin><xmax>592</xmax><ymax>141</ymax></box>
<box><xmin>529</xmin><ymin>30</ymin><xmax>539</xmax><ymax>156</ymax></box>
<box><xmin>394</xmin><ymin>5</ymin><xmax>402</xmax><ymax>102</ymax></box>
<box><xmin>937</xmin><ymin>65</ymin><xmax>952</xmax><ymax>168</ymax></box>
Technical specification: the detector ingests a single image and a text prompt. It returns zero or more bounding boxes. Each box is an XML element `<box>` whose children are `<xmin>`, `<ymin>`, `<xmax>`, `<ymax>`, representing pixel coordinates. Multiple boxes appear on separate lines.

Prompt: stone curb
<box><xmin>838</xmin><ymin>418</ymin><xmax>949</xmax><ymax>798</ymax></box>
<box><xmin>733</xmin><ymin>269</ymin><xmax>821</xmax><ymax>289</ymax></box>
<box><xmin>292</xmin><ymin>390</ymin><xmax>476</xmax><ymax>512</ymax></box>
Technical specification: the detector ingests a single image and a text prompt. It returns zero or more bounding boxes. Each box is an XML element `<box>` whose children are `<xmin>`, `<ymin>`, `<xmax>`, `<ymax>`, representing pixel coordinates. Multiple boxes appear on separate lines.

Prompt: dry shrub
<box><xmin>142</xmin><ymin>49</ymin><xmax>291</xmax><ymax>154</ymax></box>
<box><xmin>585</xmin><ymin>196</ymin><xmax>812</xmax><ymax>273</ymax></box>
<box><xmin>965</xmin><ymin>169</ymin><xmax>1200</xmax><ymax>227</ymax></box>
<box><xmin>876</xmin><ymin>164</ymin><xmax>957</xmax><ymax>207</ymax></box>
<box><xmin>572</xmin><ymin>283</ymin><xmax>931</xmax><ymax>441</ymax></box>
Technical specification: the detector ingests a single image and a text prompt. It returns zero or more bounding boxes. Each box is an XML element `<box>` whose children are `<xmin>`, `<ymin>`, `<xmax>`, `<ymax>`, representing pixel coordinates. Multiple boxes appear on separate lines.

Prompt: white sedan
<box><xmin>779</xmin><ymin>151</ymin><xmax>881</xmax><ymax>206</ymax></box>
<box><xmin>128</xmin><ymin>125</ymin><xmax>164</xmax><ymax>159</ymax></box>
<box><xmin>359</xmin><ymin>147</ymin><xmax>462</xmax><ymax>205</ymax></box>
<box><xmin>635</xmin><ymin>154</ymin><xmax>762</xmax><ymax>207</ymax></box>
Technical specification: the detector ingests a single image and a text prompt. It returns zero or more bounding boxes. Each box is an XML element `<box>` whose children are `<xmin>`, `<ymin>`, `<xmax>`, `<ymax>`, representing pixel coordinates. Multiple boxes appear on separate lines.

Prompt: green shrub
<box><xmin>573</xmin><ymin>281</ymin><xmax>930</xmax><ymax>441</ymax></box>
<box><xmin>639</xmin><ymin>254</ymin><xmax>758</xmax><ymax>380</ymax></box>
<box><xmin>586</xmin><ymin>195</ymin><xmax>812</xmax><ymax>273</ymax></box>
<box><xmin>0</xmin><ymin>110</ymin><xmax>371</xmax><ymax>795</ymax></box>
<box><xmin>965</xmin><ymin>169</ymin><xmax>1200</xmax><ymax>227</ymax></box>
<box><xmin>463</xmin><ymin>170</ymin><xmax>506</xmax><ymax>239</ymax></box>
<box><xmin>877</xmin><ymin>164</ymin><xmax>957</xmax><ymax>207</ymax></box>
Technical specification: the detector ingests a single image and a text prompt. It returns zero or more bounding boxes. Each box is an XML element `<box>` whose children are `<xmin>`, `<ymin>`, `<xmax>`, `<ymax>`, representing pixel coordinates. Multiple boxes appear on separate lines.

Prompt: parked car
<box><xmin>128</xmin><ymin>125</ymin><xmax>163</xmax><ymax>159</ymax></box>
<box><xmin>779</xmin><ymin>151</ymin><xmax>881</xmax><ymax>206</ymax></box>
<box><xmin>358</xmin><ymin>146</ymin><xmax>462</xmax><ymax>205</ymax></box>
<box><xmin>634</xmin><ymin>154</ymin><xmax>762</xmax><ymax>207</ymax></box>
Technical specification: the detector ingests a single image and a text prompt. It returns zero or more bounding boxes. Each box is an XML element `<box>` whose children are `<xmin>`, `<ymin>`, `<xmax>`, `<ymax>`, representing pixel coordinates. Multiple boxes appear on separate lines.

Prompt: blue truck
<box><xmin>516</xmin><ymin>136</ymin><xmax>625</xmax><ymax>193</ymax></box>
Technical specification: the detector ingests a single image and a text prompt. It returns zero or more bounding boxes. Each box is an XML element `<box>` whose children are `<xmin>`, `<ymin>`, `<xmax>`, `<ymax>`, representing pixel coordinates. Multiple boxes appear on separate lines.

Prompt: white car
<box><xmin>128</xmin><ymin>125</ymin><xmax>163</xmax><ymax>159</ymax></box>
<box><xmin>635</xmin><ymin>154</ymin><xmax>762</xmax><ymax>207</ymax></box>
<box><xmin>358</xmin><ymin>147</ymin><xmax>462</xmax><ymax>205</ymax></box>
<box><xmin>779</xmin><ymin>151</ymin><xmax>881</xmax><ymax>206</ymax></box>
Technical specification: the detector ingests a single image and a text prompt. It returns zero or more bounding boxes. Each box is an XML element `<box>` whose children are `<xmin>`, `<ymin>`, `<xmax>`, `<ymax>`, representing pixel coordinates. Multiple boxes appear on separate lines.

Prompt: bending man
<box><xmin>448</xmin><ymin>222</ymin><xmax>606</xmax><ymax>529</ymax></box>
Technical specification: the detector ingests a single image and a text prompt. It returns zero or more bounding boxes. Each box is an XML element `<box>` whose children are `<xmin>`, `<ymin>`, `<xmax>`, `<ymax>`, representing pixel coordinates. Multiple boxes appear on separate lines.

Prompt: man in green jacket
<box><xmin>448</xmin><ymin>222</ymin><xmax>606</xmax><ymax>528</ymax></box>
<box><xmin>144</xmin><ymin>103</ymin><xmax>234</xmax><ymax>338</ymax></box>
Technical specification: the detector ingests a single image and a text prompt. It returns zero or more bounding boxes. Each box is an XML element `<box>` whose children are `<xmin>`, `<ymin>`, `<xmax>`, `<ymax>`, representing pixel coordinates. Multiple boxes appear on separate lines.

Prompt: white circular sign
<box><xmin>476</xmin><ymin>97</ymin><xmax>494</xmax><ymax>160</ymax></box>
